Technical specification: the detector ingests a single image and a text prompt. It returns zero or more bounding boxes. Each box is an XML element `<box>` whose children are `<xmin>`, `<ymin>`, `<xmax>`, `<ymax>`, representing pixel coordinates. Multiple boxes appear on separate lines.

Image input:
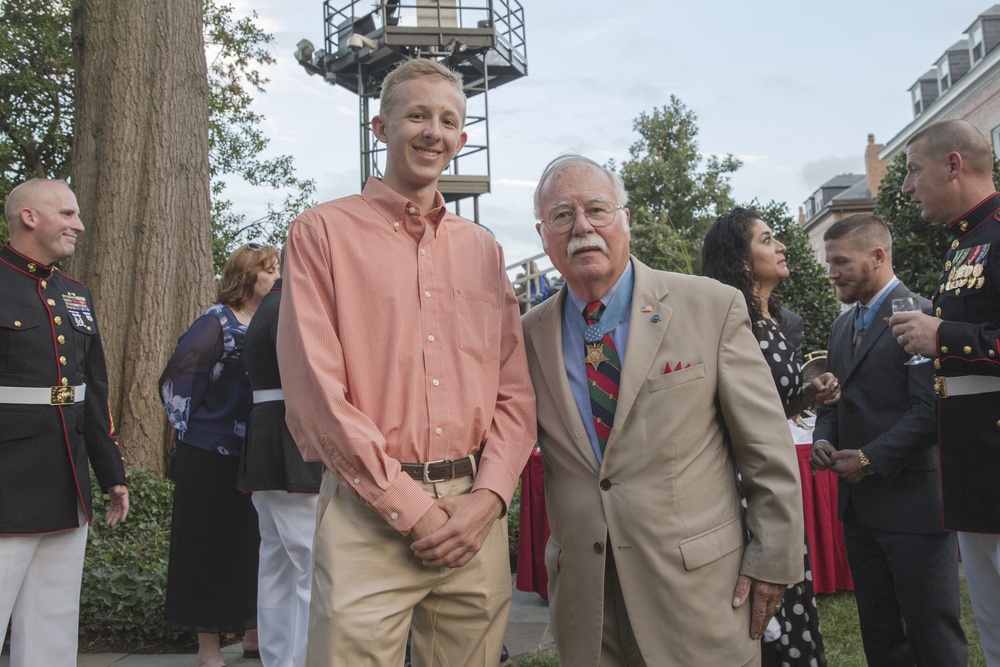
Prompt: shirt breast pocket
<box><xmin>0</xmin><ymin>309</ymin><xmax>45</xmax><ymax>373</ymax></box>
<box><xmin>454</xmin><ymin>288</ymin><xmax>501</xmax><ymax>363</ymax></box>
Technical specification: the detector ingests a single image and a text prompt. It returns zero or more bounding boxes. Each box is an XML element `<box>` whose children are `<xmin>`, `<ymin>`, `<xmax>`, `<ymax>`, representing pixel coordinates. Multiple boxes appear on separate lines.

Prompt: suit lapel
<box><xmin>607</xmin><ymin>261</ymin><xmax>670</xmax><ymax>451</ymax></box>
<box><xmin>528</xmin><ymin>290</ymin><xmax>599</xmax><ymax>471</ymax></box>
<box><xmin>845</xmin><ymin>282</ymin><xmax>907</xmax><ymax>380</ymax></box>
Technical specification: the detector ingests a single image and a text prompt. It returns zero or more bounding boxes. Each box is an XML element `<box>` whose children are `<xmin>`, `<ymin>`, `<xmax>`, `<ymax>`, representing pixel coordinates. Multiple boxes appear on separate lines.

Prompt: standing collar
<box><xmin>948</xmin><ymin>191</ymin><xmax>1000</xmax><ymax>239</ymax></box>
<box><xmin>1</xmin><ymin>243</ymin><xmax>55</xmax><ymax>279</ymax></box>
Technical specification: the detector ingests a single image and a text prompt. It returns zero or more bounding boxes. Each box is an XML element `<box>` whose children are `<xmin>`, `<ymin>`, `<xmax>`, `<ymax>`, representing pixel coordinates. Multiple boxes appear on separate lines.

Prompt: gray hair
<box><xmin>533</xmin><ymin>154</ymin><xmax>628</xmax><ymax>220</ymax></box>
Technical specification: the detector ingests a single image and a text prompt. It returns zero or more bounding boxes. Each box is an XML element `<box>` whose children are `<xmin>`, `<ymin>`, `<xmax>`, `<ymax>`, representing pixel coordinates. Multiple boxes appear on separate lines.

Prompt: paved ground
<box><xmin>1</xmin><ymin>581</ymin><xmax>553</xmax><ymax>666</ymax></box>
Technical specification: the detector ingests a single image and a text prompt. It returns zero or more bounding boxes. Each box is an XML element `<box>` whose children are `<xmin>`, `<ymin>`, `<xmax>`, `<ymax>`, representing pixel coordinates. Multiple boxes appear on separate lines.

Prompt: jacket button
<box><xmin>964</xmin><ymin>346</ymin><xmax>973</xmax><ymax>355</ymax></box>
<box><xmin>600</xmin><ymin>479</ymin><xmax>611</xmax><ymax>490</ymax></box>
<box><xmin>593</xmin><ymin>542</ymin><xmax>604</xmax><ymax>554</ymax></box>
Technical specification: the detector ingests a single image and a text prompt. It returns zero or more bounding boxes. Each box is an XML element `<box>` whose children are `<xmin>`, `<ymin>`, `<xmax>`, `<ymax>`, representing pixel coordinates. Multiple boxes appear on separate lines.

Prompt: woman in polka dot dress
<box><xmin>703</xmin><ymin>207</ymin><xmax>842</xmax><ymax>667</ymax></box>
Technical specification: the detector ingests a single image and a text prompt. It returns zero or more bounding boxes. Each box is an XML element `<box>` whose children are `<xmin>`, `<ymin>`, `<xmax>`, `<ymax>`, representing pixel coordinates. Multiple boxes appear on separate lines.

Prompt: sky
<box><xmin>224</xmin><ymin>0</ymin><xmax>995</xmax><ymax>271</ymax></box>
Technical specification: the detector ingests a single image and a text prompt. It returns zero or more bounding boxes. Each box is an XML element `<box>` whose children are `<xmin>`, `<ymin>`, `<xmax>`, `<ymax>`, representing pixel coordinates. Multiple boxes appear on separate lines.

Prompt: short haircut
<box><xmin>533</xmin><ymin>154</ymin><xmax>628</xmax><ymax>220</ymax></box>
<box><xmin>379</xmin><ymin>58</ymin><xmax>465</xmax><ymax>123</ymax></box>
<box><xmin>823</xmin><ymin>213</ymin><xmax>892</xmax><ymax>255</ymax></box>
<box><xmin>4</xmin><ymin>178</ymin><xmax>69</xmax><ymax>228</ymax></box>
<box><xmin>216</xmin><ymin>243</ymin><xmax>280</xmax><ymax>309</ymax></box>
<box><xmin>907</xmin><ymin>120</ymin><xmax>994</xmax><ymax>177</ymax></box>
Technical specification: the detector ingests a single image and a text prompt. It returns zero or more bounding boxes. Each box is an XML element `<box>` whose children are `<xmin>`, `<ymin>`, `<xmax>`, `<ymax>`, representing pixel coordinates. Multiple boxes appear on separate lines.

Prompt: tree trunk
<box><xmin>69</xmin><ymin>0</ymin><xmax>214</xmax><ymax>472</ymax></box>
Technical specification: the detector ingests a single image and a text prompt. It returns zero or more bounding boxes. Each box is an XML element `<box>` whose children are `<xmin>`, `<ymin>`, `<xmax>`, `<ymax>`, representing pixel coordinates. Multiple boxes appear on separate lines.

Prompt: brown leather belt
<box><xmin>400</xmin><ymin>451</ymin><xmax>481</xmax><ymax>484</ymax></box>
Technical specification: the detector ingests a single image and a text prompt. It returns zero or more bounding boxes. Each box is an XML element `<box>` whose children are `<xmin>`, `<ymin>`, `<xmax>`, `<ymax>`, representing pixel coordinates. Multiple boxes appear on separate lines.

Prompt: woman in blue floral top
<box><xmin>159</xmin><ymin>243</ymin><xmax>280</xmax><ymax>667</ymax></box>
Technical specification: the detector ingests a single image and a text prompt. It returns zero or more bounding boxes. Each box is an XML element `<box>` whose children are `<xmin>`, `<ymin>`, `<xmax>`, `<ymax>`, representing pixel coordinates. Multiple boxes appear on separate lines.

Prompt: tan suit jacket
<box><xmin>522</xmin><ymin>259</ymin><xmax>803</xmax><ymax>666</ymax></box>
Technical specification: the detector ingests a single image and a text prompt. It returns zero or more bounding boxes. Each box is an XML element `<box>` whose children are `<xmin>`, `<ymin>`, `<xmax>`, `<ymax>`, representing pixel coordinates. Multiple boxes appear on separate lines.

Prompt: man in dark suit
<box><xmin>811</xmin><ymin>213</ymin><xmax>966</xmax><ymax>666</ymax></box>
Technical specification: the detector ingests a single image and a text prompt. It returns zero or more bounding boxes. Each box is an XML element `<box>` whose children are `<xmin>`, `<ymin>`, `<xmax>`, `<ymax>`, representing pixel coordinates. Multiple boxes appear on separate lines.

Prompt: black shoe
<box><xmin>243</xmin><ymin>648</ymin><xmax>261</xmax><ymax>659</ymax></box>
<box><xmin>500</xmin><ymin>644</ymin><xmax>509</xmax><ymax>662</ymax></box>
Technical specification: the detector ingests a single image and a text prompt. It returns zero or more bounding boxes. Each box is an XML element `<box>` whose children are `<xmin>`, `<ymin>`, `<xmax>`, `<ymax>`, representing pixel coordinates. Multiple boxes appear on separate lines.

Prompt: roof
<box><xmin>965</xmin><ymin>4</ymin><xmax>1000</xmax><ymax>32</ymax></box>
<box><xmin>830</xmin><ymin>178</ymin><xmax>872</xmax><ymax>202</ymax></box>
<box><xmin>820</xmin><ymin>173</ymin><xmax>865</xmax><ymax>189</ymax></box>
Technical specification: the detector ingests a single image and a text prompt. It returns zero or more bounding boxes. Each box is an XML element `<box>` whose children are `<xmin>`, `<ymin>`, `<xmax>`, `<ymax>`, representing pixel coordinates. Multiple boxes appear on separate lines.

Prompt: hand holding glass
<box><xmin>891</xmin><ymin>297</ymin><xmax>931</xmax><ymax>365</ymax></box>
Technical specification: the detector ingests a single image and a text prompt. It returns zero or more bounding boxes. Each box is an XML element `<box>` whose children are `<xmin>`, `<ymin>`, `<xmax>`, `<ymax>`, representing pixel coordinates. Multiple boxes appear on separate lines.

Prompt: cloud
<box><xmin>800</xmin><ymin>155</ymin><xmax>865</xmax><ymax>189</ymax></box>
<box><xmin>497</xmin><ymin>178</ymin><xmax>538</xmax><ymax>188</ymax></box>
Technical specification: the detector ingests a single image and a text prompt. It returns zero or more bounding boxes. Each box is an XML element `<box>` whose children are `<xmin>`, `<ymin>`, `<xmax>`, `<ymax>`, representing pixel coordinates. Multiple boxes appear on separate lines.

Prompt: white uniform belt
<box><xmin>253</xmin><ymin>388</ymin><xmax>285</xmax><ymax>403</ymax></box>
<box><xmin>934</xmin><ymin>375</ymin><xmax>1000</xmax><ymax>398</ymax></box>
<box><xmin>0</xmin><ymin>383</ymin><xmax>86</xmax><ymax>405</ymax></box>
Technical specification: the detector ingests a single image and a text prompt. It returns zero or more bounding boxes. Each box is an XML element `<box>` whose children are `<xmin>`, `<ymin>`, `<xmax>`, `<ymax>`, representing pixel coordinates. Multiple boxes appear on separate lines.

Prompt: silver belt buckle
<box><xmin>422</xmin><ymin>458</ymin><xmax>449</xmax><ymax>484</ymax></box>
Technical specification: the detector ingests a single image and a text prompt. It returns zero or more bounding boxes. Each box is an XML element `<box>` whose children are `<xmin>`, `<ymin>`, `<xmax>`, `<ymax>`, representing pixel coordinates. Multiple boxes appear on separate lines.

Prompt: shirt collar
<box><xmin>566</xmin><ymin>260</ymin><xmax>634</xmax><ymax>315</ymax></box>
<box><xmin>361</xmin><ymin>177</ymin><xmax>448</xmax><ymax>229</ymax></box>
<box><xmin>859</xmin><ymin>275</ymin><xmax>899</xmax><ymax>309</ymax></box>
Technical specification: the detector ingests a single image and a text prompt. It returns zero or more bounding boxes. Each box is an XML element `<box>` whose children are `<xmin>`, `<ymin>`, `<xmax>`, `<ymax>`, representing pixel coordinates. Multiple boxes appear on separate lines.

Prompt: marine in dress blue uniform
<box><xmin>0</xmin><ymin>179</ymin><xmax>128</xmax><ymax>667</ymax></box>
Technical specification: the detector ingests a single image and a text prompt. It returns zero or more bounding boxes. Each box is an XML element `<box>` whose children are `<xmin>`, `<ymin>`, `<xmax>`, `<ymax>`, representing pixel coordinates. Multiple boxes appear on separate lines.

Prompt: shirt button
<box><xmin>47</xmin><ymin>299</ymin><xmax>56</xmax><ymax>306</ymax></box>
<box><xmin>424</xmin><ymin>290</ymin><xmax>431</xmax><ymax>297</ymax></box>
<box><xmin>393</xmin><ymin>221</ymin><xmax>400</xmax><ymax>228</ymax></box>
<box><xmin>390</xmin><ymin>512</ymin><xmax>398</xmax><ymax>520</ymax></box>
<box><xmin>353</xmin><ymin>477</ymin><xmax>360</xmax><ymax>484</ymax></box>
<box><xmin>421</xmin><ymin>248</ymin><xmax>426</xmax><ymax>255</ymax></box>
<box><xmin>432</xmin><ymin>379</ymin><xmax>440</xmax><ymax>386</ymax></box>
<box><xmin>435</xmin><ymin>427</ymin><xmax>443</xmax><ymax>435</ymax></box>
<box><xmin>428</xmin><ymin>334</ymin><xmax>435</xmax><ymax>342</ymax></box>
<box><xmin>600</xmin><ymin>479</ymin><xmax>611</xmax><ymax>490</ymax></box>
<box><xmin>408</xmin><ymin>206</ymin><xmax>417</xmax><ymax>214</ymax></box>
<box><xmin>593</xmin><ymin>542</ymin><xmax>604</xmax><ymax>554</ymax></box>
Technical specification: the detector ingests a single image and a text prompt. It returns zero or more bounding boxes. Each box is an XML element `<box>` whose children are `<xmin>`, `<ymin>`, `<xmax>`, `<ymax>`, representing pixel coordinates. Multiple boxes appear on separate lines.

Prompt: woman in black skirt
<box><xmin>159</xmin><ymin>243</ymin><xmax>280</xmax><ymax>667</ymax></box>
<box><xmin>703</xmin><ymin>208</ymin><xmax>841</xmax><ymax>667</ymax></box>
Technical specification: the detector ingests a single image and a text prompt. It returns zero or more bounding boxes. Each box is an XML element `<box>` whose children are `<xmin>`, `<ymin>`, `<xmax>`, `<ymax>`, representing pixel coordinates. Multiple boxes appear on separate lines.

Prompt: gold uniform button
<box><xmin>59</xmin><ymin>356</ymin><xmax>67</xmax><ymax>365</ymax></box>
<box><xmin>934</xmin><ymin>359</ymin><xmax>941</xmax><ymax>370</ymax></box>
<box><xmin>964</xmin><ymin>346</ymin><xmax>973</xmax><ymax>355</ymax></box>
<box><xmin>13</xmin><ymin>320</ymin><xmax>21</xmax><ymax>327</ymax></box>
<box><xmin>951</xmin><ymin>240</ymin><xmax>960</xmax><ymax>250</ymax></box>
<box><xmin>47</xmin><ymin>299</ymin><xmax>56</xmax><ymax>306</ymax></box>
<box><xmin>57</xmin><ymin>335</ymin><xmax>65</xmax><ymax>344</ymax></box>
<box><xmin>945</xmin><ymin>261</ymin><xmax>953</xmax><ymax>270</ymax></box>
<box><xmin>27</xmin><ymin>263</ymin><xmax>36</xmax><ymax>272</ymax></box>
<box><xmin>960</xmin><ymin>220</ymin><xmax>969</xmax><ymax>231</ymax></box>
<box><xmin>941</xmin><ymin>346</ymin><xmax>949</xmax><ymax>354</ymax></box>
<box><xmin>61</xmin><ymin>377</ymin><xmax>68</xmax><ymax>386</ymax></box>
<box><xmin>936</xmin><ymin>307</ymin><xmax>942</xmax><ymax>317</ymax></box>
<box><xmin>53</xmin><ymin>316</ymin><xmax>62</xmax><ymax>325</ymax></box>
<box><xmin>40</xmin><ymin>280</ymin><xmax>47</xmax><ymax>288</ymax></box>
<box><xmin>990</xmin><ymin>350</ymin><xmax>996</xmax><ymax>357</ymax></box>
<box><xmin>86</xmin><ymin>326</ymin><xmax>91</xmax><ymax>331</ymax></box>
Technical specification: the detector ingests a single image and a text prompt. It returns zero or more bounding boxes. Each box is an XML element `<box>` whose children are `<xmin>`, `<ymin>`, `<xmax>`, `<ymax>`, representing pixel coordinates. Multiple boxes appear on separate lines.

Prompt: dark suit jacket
<box><xmin>813</xmin><ymin>281</ymin><xmax>944</xmax><ymax>534</ymax></box>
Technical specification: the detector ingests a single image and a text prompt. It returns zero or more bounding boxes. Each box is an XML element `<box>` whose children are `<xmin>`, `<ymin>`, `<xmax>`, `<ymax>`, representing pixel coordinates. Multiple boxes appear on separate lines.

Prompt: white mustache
<box><xmin>566</xmin><ymin>235</ymin><xmax>608</xmax><ymax>258</ymax></box>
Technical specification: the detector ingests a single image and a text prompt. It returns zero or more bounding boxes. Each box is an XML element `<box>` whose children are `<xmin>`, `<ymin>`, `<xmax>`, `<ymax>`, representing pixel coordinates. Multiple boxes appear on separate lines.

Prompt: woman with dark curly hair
<box><xmin>703</xmin><ymin>208</ymin><xmax>839</xmax><ymax>667</ymax></box>
<box><xmin>159</xmin><ymin>242</ymin><xmax>280</xmax><ymax>667</ymax></box>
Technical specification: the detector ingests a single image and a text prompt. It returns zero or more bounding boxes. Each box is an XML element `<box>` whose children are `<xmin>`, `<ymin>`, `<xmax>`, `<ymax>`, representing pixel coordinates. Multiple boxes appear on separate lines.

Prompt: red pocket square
<box><xmin>664</xmin><ymin>361</ymin><xmax>691</xmax><ymax>374</ymax></box>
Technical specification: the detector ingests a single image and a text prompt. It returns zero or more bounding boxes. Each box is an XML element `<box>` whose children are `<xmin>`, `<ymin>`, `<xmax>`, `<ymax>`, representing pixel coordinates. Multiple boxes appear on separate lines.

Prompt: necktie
<box><xmin>853</xmin><ymin>305</ymin><xmax>869</xmax><ymax>350</ymax></box>
<box><xmin>584</xmin><ymin>301</ymin><xmax>621</xmax><ymax>455</ymax></box>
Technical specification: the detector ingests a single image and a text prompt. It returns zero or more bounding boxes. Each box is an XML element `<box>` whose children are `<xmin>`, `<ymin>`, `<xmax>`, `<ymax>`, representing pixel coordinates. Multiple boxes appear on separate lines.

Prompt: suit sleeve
<box><xmin>83</xmin><ymin>298</ymin><xmax>127</xmax><ymax>492</ymax></box>
<box><xmin>717</xmin><ymin>292</ymin><xmax>804</xmax><ymax>584</ymax></box>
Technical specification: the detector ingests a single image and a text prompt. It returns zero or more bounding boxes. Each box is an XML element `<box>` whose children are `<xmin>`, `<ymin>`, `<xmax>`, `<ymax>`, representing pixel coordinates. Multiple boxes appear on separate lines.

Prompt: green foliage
<box><xmin>751</xmin><ymin>200</ymin><xmax>840</xmax><ymax>353</ymax></box>
<box><xmin>616</xmin><ymin>97</ymin><xmax>742</xmax><ymax>274</ymax></box>
<box><xmin>507</xmin><ymin>482</ymin><xmax>521</xmax><ymax>562</ymax></box>
<box><xmin>0</xmin><ymin>0</ymin><xmax>314</xmax><ymax>268</ymax></box>
<box><xmin>80</xmin><ymin>469</ymin><xmax>182</xmax><ymax>650</ymax></box>
<box><xmin>875</xmin><ymin>150</ymin><xmax>1000</xmax><ymax>300</ymax></box>
<box><xmin>0</xmin><ymin>0</ymin><xmax>74</xmax><ymax>244</ymax></box>
<box><xmin>204</xmin><ymin>0</ymin><xmax>316</xmax><ymax>274</ymax></box>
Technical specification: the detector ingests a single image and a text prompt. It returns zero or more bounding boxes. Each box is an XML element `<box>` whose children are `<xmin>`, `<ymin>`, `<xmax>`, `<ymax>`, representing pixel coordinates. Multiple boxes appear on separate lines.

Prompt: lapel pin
<box><xmin>640</xmin><ymin>305</ymin><xmax>652</xmax><ymax>313</ymax></box>
<box><xmin>651</xmin><ymin>314</ymin><xmax>661</xmax><ymax>323</ymax></box>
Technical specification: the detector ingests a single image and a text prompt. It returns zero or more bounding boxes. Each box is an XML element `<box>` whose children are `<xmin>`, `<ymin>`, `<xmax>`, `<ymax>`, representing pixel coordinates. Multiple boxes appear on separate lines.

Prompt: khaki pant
<box><xmin>307</xmin><ymin>471</ymin><xmax>511</xmax><ymax>667</ymax></box>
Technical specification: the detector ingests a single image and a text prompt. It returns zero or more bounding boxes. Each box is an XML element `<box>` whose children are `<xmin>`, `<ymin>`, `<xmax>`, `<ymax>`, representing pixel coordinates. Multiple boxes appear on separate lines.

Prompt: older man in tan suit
<box><xmin>522</xmin><ymin>155</ymin><xmax>804</xmax><ymax>666</ymax></box>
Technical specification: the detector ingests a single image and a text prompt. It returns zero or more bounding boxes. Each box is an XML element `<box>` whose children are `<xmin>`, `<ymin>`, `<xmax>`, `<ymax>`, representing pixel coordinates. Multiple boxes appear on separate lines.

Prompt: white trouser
<box><xmin>0</xmin><ymin>506</ymin><xmax>88</xmax><ymax>667</ymax></box>
<box><xmin>253</xmin><ymin>490</ymin><xmax>319</xmax><ymax>667</ymax></box>
<box><xmin>959</xmin><ymin>531</ymin><xmax>1000</xmax><ymax>667</ymax></box>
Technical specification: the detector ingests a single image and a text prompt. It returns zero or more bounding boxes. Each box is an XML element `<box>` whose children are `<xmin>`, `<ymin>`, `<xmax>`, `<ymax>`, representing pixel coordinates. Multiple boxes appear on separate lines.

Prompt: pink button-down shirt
<box><xmin>277</xmin><ymin>178</ymin><xmax>537</xmax><ymax>532</ymax></box>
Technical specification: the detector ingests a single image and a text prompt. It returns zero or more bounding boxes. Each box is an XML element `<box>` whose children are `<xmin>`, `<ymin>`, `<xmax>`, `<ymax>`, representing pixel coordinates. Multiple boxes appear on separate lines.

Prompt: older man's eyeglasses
<box><xmin>543</xmin><ymin>201</ymin><xmax>625</xmax><ymax>232</ymax></box>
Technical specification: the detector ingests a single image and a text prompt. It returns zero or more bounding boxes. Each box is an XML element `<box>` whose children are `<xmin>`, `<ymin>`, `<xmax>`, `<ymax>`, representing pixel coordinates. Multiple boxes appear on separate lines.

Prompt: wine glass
<box><xmin>891</xmin><ymin>297</ymin><xmax>931</xmax><ymax>366</ymax></box>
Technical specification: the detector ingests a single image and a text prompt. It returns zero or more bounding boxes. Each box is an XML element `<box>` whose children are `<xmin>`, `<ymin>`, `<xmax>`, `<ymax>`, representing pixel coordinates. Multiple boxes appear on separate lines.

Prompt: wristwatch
<box><xmin>858</xmin><ymin>451</ymin><xmax>875</xmax><ymax>476</ymax></box>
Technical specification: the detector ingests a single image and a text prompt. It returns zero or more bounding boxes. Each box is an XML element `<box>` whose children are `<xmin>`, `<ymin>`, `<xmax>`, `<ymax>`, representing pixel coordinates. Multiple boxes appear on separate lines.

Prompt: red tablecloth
<box><xmin>516</xmin><ymin>446</ymin><xmax>854</xmax><ymax>599</ymax></box>
<box><xmin>796</xmin><ymin>444</ymin><xmax>853</xmax><ymax>594</ymax></box>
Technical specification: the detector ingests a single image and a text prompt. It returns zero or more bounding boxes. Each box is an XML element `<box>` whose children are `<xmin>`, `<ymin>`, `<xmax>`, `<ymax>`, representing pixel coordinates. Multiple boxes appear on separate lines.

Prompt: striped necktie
<box><xmin>584</xmin><ymin>301</ymin><xmax>621</xmax><ymax>455</ymax></box>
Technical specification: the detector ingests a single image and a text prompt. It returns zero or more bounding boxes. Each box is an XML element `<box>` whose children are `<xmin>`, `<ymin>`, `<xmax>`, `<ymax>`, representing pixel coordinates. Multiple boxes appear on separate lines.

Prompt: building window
<box><xmin>938</xmin><ymin>59</ymin><xmax>951</xmax><ymax>92</ymax></box>
<box><xmin>912</xmin><ymin>87</ymin><xmax>923</xmax><ymax>115</ymax></box>
<box><xmin>993</xmin><ymin>125</ymin><xmax>1000</xmax><ymax>160</ymax></box>
<box><xmin>972</xmin><ymin>24</ymin><xmax>985</xmax><ymax>62</ymax></box>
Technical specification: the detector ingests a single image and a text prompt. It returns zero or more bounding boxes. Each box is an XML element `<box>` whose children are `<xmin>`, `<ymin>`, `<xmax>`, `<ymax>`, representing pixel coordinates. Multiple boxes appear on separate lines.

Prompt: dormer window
<box><xmin>912</xmin><ymin>87</ymin><xmax>923</xmax><ymax>115</ymax></box>
<box><xmin>938</xmin><ymin>59</ymin><xmax>951</xmax><ymax>92</ymax></box>
<box><xmin>971</xmin><ymin>24</ymin><xmax>985</xmax><ymax>62</ymax></box>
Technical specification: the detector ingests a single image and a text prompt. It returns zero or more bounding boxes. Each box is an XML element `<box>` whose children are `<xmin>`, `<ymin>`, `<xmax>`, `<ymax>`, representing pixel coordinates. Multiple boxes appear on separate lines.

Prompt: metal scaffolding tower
<box><xmin>294</xmin><ymin>1</ymin><xmax>528</xmax><ymax>223</ymax></box>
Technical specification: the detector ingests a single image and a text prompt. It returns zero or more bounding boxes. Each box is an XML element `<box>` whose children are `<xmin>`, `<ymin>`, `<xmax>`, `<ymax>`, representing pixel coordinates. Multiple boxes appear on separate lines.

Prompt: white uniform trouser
<box><xmin>0</xmin><ymin>506</ymin><xmax>88</xmax><ymax>667</ymax></box>
<box><xmin>959</xmin><ymin>531</ymin><xmax>1000</xmax><ymax>667</ymax></box>
<box><xmin>253</xmin><ymin>490</ymin><xmax>319</xmax><ymax>667</ymax></box>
